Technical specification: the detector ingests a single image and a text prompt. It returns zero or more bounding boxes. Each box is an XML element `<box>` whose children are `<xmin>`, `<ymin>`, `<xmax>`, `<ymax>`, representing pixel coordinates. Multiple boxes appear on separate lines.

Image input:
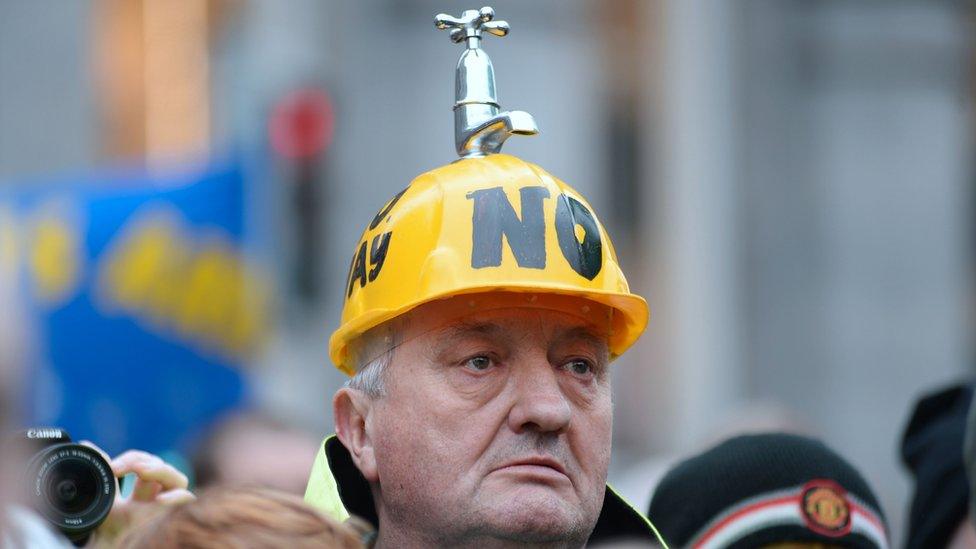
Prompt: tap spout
<box><xmin>457</xmin><ymin>110</ymin><xmax>538</xmax><ymax>158</ymax></box>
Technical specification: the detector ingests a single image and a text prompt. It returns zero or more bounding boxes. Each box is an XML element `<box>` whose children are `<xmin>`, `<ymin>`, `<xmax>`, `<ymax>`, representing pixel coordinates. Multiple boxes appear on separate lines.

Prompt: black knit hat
<box><xmin>648</xmin><ymin>433</ymin><xmax>888</xmax><ymax>549</ymax></box>
<box><xmin>900</xmin><ymin>383</ymin><xmax>972</xmax><ymax>549</ymax></box>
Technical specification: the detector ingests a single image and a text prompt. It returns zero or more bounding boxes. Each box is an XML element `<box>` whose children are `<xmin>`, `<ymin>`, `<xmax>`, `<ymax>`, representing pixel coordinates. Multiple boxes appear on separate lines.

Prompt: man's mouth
<box><xmin>493</xmin><ymin>456</ymin><xmax>570</xmax><ymax>483</ymax></box>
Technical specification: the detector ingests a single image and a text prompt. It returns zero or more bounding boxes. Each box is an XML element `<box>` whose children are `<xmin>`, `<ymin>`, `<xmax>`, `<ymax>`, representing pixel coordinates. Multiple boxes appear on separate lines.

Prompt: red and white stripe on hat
<box><xmin>689</xmin><ymin>479</ymin><xmax>888</xmax><ymax>549</ymax></box>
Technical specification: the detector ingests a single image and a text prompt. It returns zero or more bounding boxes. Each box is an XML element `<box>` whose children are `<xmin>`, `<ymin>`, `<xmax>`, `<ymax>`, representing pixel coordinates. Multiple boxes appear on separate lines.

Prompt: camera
<box><xmin>18</xmin><ymin>428</ymin><xmax>117</xmax><ymax>545</ymax></box>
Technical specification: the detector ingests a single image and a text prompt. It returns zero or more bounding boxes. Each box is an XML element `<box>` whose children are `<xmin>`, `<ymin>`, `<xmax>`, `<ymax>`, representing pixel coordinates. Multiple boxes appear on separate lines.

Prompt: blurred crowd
<box><xmin>4</xmin><ymin>370</ymin><xmax>976</xmax><ymax>547</ymax></box>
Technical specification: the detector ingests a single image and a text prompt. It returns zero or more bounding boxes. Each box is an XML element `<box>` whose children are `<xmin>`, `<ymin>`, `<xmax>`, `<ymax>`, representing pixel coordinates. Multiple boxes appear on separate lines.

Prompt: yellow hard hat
<box><xmin>330</xmin><ymin>153</ymin><xmax>648</xmax><ymax>375</ymax></box>
<box><xmin>330</xmin><ymin>7</ymin><xmax>648</xmax><ymax>374</ymax></box>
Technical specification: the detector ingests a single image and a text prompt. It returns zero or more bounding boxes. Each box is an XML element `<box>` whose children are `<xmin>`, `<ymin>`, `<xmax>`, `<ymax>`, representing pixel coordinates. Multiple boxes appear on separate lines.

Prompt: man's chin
<box><xmin>476</xmin><ymin>486</ymin><xmax>591</xmax><ymax>542</ymax></box>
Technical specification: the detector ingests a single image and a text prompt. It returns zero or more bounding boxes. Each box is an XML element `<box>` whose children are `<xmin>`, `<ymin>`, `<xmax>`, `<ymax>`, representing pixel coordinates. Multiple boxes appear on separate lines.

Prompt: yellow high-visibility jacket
<box><xmin>304</xmin><ymin>435</ymin><xmax>669</xmax><ymax>547</ymax></box>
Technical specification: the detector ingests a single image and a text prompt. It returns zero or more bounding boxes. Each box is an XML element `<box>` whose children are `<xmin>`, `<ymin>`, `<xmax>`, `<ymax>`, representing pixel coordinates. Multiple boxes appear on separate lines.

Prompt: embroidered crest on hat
<box><xmin>801</xmin><ymin>479</ymin><xmax>852</xmax><ymax>536</ymax></box>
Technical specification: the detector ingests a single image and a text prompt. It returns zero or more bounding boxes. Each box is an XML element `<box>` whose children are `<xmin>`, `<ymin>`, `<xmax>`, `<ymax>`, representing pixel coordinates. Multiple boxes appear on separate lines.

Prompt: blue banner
<box><xmin>0</xmin><ymin>163</ymin><xmax>268</xmax><ymax>455</ymax></box>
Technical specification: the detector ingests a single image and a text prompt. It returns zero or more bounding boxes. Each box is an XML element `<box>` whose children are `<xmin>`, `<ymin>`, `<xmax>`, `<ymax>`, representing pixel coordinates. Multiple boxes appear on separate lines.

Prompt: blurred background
<box><xmin>0</xmin><ymin>0</ymin><xmax>972</xmax><ymax>544</ymax></box>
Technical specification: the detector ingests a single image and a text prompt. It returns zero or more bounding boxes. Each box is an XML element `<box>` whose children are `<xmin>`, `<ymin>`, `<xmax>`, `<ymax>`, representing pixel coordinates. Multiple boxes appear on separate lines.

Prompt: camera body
<box><xmin>20</xmin><ymin>428</ymin><xmax>117</xmax><ymax>545</ymax></box>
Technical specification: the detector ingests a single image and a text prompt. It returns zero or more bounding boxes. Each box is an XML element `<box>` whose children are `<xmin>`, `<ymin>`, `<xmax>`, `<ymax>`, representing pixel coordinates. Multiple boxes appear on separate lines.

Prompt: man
<box><xmin>303</xmin><ymin>153</ymin><xmax>665</xmax><ymax>548</ymax></box>
<box><xmin>302</xmin><ymin>8</ymin><xmax>664</xmax><ymax>546</ymax></box>
<box><xmin>337</xmin><ymin>293</ymin><xmax>621</xmax><ymax>547</ymax></box>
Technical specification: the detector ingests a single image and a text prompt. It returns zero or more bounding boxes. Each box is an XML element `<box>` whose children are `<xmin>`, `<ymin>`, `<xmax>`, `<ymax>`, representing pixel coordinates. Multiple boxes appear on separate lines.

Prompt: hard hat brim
<box><xmin>330</xmin><ymin>283</ymin><xmax>648</xmax><ymax>376</ymax></box>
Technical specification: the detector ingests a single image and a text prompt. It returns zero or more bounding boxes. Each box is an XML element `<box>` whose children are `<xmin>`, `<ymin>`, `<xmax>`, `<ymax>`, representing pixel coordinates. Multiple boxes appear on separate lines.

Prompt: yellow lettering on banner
<box><xmin>177</xmin><ymin>243</ymin><xmax>238</xmax><ymax>352</ymax></box>
<box><xmin>100</xmin><ymin>212</ymin><xmax>184</xmax><ymax>316</ymax></box>
<box><xmin>177</xmin><ymin>246</ymin><xmax>226</xmax><ymax>336</ymax></box>
<box><xmin>29</xmin><ymin>204</ymin><xmax>82</xmax><ymax>306</ymax></box>
<box><xmin>97</xmin><ymin>205</ymin><xmax>268</xmax><ymax>361</ymax></box>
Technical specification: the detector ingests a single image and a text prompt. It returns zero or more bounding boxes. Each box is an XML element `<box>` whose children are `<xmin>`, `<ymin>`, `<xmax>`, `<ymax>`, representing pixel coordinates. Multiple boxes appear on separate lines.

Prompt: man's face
<box><xmin>367</xmin><ymin>294</ymin><xmax>613</xmax><ymax>546</ymax></box>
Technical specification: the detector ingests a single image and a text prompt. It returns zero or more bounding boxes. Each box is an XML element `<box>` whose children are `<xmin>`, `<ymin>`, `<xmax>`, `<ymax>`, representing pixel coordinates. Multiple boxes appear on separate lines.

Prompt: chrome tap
<box><xmin>434</xmin><ymin>6</ymin><xmax>538</xmax><ymax>158</ymax></box>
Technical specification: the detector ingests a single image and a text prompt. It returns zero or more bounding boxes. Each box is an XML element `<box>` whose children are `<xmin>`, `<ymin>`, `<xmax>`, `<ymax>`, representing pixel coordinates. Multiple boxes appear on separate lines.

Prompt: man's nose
<box><xmin>506</xmin><ymin>355</ymin><xmax>572</xmax><ymax>434</ymax></box>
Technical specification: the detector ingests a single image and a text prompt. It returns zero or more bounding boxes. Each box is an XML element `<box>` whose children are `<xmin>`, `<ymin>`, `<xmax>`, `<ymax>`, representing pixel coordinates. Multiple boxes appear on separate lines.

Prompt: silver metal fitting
<box><xmin>434</xmin><ymin>6</ymin><xmax>538</xmax><ymax>158</ymax></box>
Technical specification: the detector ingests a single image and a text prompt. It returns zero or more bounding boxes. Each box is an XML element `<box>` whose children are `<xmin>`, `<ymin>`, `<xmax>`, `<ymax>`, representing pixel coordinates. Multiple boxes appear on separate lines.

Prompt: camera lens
<box><xmin>44</xmin><ymin>458</ymin><xmax>99</xmax><ymax>515</ymax></box>
<box><xmin>25</xmin><ymin>443</ymin><xmax>116</xmax><ymax>543</ymax></box>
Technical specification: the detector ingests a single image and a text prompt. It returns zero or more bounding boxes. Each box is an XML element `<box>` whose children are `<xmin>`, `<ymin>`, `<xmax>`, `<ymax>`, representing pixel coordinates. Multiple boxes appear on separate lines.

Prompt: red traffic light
<box><xmin>269</xmin><ymin>88</ymin><xmax>335</xmax><ymax>160</ymax></box>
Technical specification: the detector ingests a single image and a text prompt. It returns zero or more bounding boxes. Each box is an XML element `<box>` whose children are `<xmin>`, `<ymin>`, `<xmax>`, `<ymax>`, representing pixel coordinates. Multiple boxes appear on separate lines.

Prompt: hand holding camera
<box><xmin>18</xmin><ymin>428</ymin><xmax>194</xmax><ymax>546</ymax></box>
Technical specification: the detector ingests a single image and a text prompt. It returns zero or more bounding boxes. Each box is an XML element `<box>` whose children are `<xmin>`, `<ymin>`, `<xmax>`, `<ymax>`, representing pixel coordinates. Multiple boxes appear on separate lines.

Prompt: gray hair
<box><xmin>344</xmin><ymin>348</ymin><xmax>392</xmax><ymax>398</ymax></box>
<box><xmin>343</xmin><ymin>323</ymin><xmax>399</xmax><ymax>398</ymax></box>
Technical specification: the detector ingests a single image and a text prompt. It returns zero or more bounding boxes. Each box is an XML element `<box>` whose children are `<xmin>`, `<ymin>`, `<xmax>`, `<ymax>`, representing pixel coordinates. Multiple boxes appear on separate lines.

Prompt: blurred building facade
<box><xmin>0</xmin><ymin>0</ymin><xmax>972</xmax><ymax>542</ymax></box>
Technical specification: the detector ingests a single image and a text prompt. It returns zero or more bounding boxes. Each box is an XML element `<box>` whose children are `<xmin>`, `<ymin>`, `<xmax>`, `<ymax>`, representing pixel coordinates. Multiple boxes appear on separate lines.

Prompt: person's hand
<box><xmin>83</xmin><ymin>444</ymin><xmax>195</xmax><ymax>546</ymax></box>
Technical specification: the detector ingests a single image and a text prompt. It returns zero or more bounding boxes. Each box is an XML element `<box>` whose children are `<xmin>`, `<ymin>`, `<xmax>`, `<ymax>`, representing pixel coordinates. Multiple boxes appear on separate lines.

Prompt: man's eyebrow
<box><xmin>438</xmin><ymin>321</ymin><xmax>506</xmax><ymax>342</ymax></box>
<box><xmin>555</xmin><ymin>326</ymin><xmax>610</xmax><ymax>357</ymax></box>
<box><xmin>430</xmin><ymin>321</ymin><xmax>609</xmax><ymax>361</ymax></box>
<box><xmin>425</xmin><ymin>321</ymin><xmax>506</xmax><ymax>360</ymax></box>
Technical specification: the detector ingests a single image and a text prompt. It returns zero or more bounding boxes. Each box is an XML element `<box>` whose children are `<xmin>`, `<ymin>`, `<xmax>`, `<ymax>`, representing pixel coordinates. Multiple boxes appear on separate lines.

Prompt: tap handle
<box><xmin>435</xmin><ymin>6</ymin><xmax>509</xmax><ymax>45</ymax></box>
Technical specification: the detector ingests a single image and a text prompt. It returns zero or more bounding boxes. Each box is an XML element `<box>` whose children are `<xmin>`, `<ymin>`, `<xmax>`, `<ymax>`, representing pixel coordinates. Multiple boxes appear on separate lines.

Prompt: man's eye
<box><xmin>563</xmin><ymin>359</ymin><xmax>593</xmax><ymax>376</ymax></box>
<box><xmin>464</xmin><ymin>355</ymin><xmax>493</xmax><ymax>371</ymax></box>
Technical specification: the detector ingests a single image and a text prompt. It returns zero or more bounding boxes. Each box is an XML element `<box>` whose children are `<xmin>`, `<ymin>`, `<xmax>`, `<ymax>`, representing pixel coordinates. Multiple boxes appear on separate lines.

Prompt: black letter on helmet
<box><xmin>368</xmin><ymin>188</ymin><xmax>407</xmax><ymax>230</ymax></box>
<box><xmin>347</xmin><ymin>240</ymin><xmax>368</xmax><ymax>297</ymax></box>
<box><xmin>555</xmin><ymin>194</ymin><xmax>602</xmax><ymax>280</ymax></box>
<box><xmin>368</xmin><ymin>232</ymin><xmax>392</xmax><ymax>281</ymax></box>
<box><xmin>467</xmin><ymin>186</ymin><xmax>550</xmax><ymax>269</ymax></box>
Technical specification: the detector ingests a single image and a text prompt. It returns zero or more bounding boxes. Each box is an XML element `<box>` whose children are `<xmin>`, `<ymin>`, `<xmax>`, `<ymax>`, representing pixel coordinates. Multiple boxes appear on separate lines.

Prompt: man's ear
<box><xmin>334</xmin><ymin>388</ymin><xmax>378</xmax><ymax>482</ymax></box>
